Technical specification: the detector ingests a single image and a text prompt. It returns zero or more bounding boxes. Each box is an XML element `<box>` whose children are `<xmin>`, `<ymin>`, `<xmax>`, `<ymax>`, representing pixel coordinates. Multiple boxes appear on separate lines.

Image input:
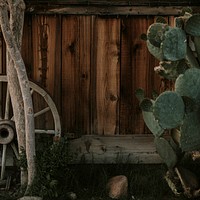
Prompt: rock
<box><xmin>66</xmin><ymin>192</ymin><xmax>77</xmax><ymax>200</ymax></box>
<box><xmin>106</xmin><ymin>175</ymin><xmax>128</xmax><ymax>199</ymax></box>
<box><xmin>18</xmin><ymin>197</ymin><xmax>42</xmax><ymax>200</ymax></box>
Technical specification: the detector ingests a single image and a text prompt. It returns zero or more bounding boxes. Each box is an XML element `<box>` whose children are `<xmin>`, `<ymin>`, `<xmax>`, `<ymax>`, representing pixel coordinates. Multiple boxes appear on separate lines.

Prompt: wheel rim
<box><xmin>0</xmin><ymin>75</ymin><xmax>61</xmax><ymax>180</ymax></box>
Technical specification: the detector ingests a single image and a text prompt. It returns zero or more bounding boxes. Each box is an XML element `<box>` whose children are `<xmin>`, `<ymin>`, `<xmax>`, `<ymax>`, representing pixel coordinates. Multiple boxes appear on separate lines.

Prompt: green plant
<box><xmin>26</xmin><ymin>136</ymin><xmax>74</xmax><ymax>200</ymax></box>
<box><xmin>136</xmin><ymin>9</ymin><xmax>200</xmax><ymax>198</ymax></box>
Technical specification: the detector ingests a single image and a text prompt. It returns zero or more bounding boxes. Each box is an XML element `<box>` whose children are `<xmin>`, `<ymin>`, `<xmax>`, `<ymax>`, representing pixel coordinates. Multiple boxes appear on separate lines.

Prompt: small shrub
<box><xmin>27</xmin><ymin>136</ymin><xmax>74</xmax><ymax>199</ymax></box>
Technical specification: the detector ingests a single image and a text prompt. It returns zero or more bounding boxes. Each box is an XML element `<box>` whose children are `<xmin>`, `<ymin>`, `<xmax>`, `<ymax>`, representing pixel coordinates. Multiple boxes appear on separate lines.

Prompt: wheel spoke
<box><xmin>10</xmin><ymin>143</ymin><xmax>19</xmax><ymax>160</ymax></box>
<box><xmin>34</xmin><ymin>107</ymin><xmax>50</xmax><ymax>118</ymax></box>
<box><xmin>4</xmin><ymin>87</ymin><xmax>10</xmax><ymax>120</ymax></box>
<box><xmin>0</xmin><ymin>83</ymin><xmax>3</xmax><ymax>120</ymax></box>
<box><xmin>1</xmin><ymin>144</ymin><xmax>7</xmax><ymax>180</ymax></box>
<box><xmin>30</xmin><ymin>88</ymin><xmax>34</xmax><ymax>95</ymax></box>
<box><xmin>0</xmin><ymin>75</ymin><xmax>61</xmax><ymax>181</ymax></box>
<box><xmin>35</xmin><ymin>129</ymin><xmax>56</xmax><ymax>135</ymax></box>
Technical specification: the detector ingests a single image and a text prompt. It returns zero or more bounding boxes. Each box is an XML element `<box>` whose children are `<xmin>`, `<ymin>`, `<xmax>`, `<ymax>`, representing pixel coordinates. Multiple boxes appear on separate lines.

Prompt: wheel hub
<box><xmin>0</xmin><ymin>120</ymin><xmax>15</xmax><ymax>145</ymax></box>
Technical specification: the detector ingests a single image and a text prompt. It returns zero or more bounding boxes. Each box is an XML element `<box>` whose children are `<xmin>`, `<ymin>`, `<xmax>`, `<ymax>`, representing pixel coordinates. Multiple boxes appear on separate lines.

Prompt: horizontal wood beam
<box><xmin>25</xmin><ymin>4</ymin><xmax>200</xmax><ymax>15</ymax></box>
<box><xmin>69</xmin><ymin>134</ymin><xmax>163</xmax><ymax>164</ymax></box>
<box><xmin>25</xmin><ymin>0</ymin><xmax>200</xmax><ymax>6</ymax></box>
<box><xmin>26</xmin><ymin>6</ymin><xmax>187</xmax><ymax>15</ymax></box>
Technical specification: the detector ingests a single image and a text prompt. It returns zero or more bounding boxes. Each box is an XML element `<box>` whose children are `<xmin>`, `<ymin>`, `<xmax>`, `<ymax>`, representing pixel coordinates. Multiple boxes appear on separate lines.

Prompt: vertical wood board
<box><xmin>132</xmin><ymin>16</ymin><xmax>154</xmax><ymax>134</ymax></box>
<box><xmin>61</xmin><ymin>16</ymin><xmax>79</xmax><ymax>133</ymax></box>
<box><xmin>20</xmin><ymin>14</ymin><xmax>170</xmax><ymax>136</ymax></box>
<box><xmin>78</xmin><ymin>16</ymin><xmax>92</xmax><ymax>135</ymax></box>
<box><xmin>94</xmin><ymin>17</ymin><xmax>120</xmax><ymax>135</ymax></box>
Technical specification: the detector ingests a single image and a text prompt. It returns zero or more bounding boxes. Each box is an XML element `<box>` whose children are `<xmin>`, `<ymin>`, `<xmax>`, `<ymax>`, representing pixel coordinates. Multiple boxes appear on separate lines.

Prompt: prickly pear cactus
<box><xmin>153</xmin><ymin>91</ymin><xmax>185</xmax><ymax>129</ymax></box>
<box><xmin>135</xmin><ymin>89</ymin><xmax>164</xmax><ymax>137</ymax></box>
<box><xmin>154</xmin><ymin>137</ymin><xmax>178</xmax><ymax>169</ymax></box>
<box><xmin>185</xmin><ymin>14</ymin><xmax>200</xmax><ymax>36</ymax></box>
<box><xmin>137</xmin><ymin>10</ymin><xmax>200</xmax><ymax>198</ymax></box>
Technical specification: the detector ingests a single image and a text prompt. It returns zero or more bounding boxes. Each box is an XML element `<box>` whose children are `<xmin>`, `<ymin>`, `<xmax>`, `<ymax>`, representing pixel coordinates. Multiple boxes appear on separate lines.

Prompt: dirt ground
<box><xmin>0</xmin><ymin>164</ymin><xmax>197</xmax><ymax>200</ymax></box>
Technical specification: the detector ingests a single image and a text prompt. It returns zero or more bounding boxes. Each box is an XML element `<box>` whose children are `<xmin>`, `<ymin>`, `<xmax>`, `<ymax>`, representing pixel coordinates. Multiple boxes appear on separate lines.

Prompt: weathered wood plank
<box><xmin>20</xmin><ymin>14</ymin><xmax>181</xmax><ymax>137</ymax></box>
<box><xmin>31</xmin><ymin>15</ymin><xmax>59</xmax><ymax>130</ymax></box>
<box><xmin>53</xmin><ymin>16</ymin><xmax>62</xmax><ymax>113</ymax></box>
<box><xmin>44</xmin><ymin>16</ymin><xmax>60</xmax><ymax>130</ymax></box>
<box><xmin>131</xmin><ymin>16</ymin><xmax>155</xmax><ymax>134</ymax></box>
<box><xmin>0</xmin><ymin>32</ymin><xmax>6</xmax><ymax>75</ymax></box>
<box><xmin>90</xmin><ymin>16</ymin><xmax>96</xmax><ymax>135</ymax></box>
<box><xmin>31</xmin><ymin>15</ymin><xmax>46</xmax><ymax>130</ymax></box>
<box><xmin>32</xmin><ymin>15</ymin><xmax>42</xmax><ymax>83</ymax></box>
<box><xmin>78</xmin><ymin>16</ymin><xmax>92</xmax><ymax>135</ymax></box>
<box><xmin>22</xmin><ymin>16</ymin><xmax>33</xmax><ymax>78</ymax></box>
<box><xmin>27</xmin><ymin>6</ymin><xmax>186</xmax><ymax>15</ymax></box>
<box><xmin>120</xmin><ymin>17</ymin><xmax>135</xmax><ymax>135</ymax></box>
<box><xmin>25</xmin><ymin>0</ymin><xmax>200</xmax><ymax>6</ymax></box>
<box><xmin>94</xmin><ymin>17</ymin><xmax>120</xmax><ymax>135</ymax></box>
<box><xmin>69</xmin><ymin>135</ymin><xmax>162</xmax><ymax>164</ymax></box>
<box><xmin>0</xmin><ymin>146</ymin><xmax>13</xmax><ymax>166</ymax></box>
<box><xmin>61</xmin><ymin>16</ymin><xmax>79</xmax><ymax>134</ymax></box>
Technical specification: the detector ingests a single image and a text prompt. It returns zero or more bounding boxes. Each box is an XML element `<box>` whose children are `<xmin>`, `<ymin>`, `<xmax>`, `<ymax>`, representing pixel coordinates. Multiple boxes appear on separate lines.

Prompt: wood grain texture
<box><xmin>22</xmin><ymin>16</ymin><xmax>33</xmax><ymax>78</ymax></box>
<box><xmin>78</xmin><ymin>16</ymin><xmax>92</xmax><ymax>135</ymax></box>
<box><xmin>94</xmin><ymin>17</ymin><xmax>120</xmax><ymax>135</ymax></box>
<box><xmin>61</xmin><ymin>16</ymin><xmax>79</xmax><ymax>134</ymax></box>
<box><xmin>25</xmin><ymin>0</ymin><xmax>200</xmax><ymax>6</ymax></box>
<box><xmin>26</xmin><ymin>6</ymin><xmax>185</xmax><ymax>16</ymax></box>
<box><xmin>31</xmin><ymin>15</ymin><xmax>59</xmax><ymax>130</ymax></box>
<box><xmin>20</xmin><ymin>14</ymin><xmax>166</xmax><ymax>136</ymax></box>
<box><xmin>69</xmin><ymin>134</ymin><xmax>162</xmax><ymax>164</ymax></box>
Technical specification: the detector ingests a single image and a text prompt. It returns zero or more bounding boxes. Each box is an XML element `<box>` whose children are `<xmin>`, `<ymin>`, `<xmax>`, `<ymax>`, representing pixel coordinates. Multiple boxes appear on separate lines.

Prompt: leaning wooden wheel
<box><xmin>0</xmin><ymin>75</ymin><xmax>61</xmax><ymax>180</ymax></box>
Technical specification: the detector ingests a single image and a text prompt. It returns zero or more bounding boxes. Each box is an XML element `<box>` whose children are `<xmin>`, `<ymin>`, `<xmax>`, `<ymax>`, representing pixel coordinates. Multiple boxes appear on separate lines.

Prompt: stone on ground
<box><xmin>106</xmin><ymin>175</ymin><xmax>128</xmax><ymax>199</ymax></box>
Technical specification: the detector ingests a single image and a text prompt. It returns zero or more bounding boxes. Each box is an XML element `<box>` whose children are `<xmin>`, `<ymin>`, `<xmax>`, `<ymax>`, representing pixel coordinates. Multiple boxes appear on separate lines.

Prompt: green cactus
<box><xmin>147</xmin><ymin>23</ymin><xmax>168</xmax><ymax>48</ymax></box>
<box><xmin>142</xmin><ymin>109</ymin><xmax>164</xmax><ymax>137</ymax></box>
<box><xmin>140</xmin><ymin>98</ymin><xmax>153</xmax><ymax>112</ymax></box>
<box><xmin>137</xmin><ymin>9</ymin><xmax>200</xmax><ymax>198</ymax></box>
<box><xmin>147</xmin><ymin>40</ymin><xmax>164</xmax><ymax>60</ymax></box>
<box><xmin>135</xmin><ymin>88</ymin><xmax>145</xmax><ymax>102</ymax></box>
<box><xmin>185</xmin><ymin>14</ymin><xmax>200</xmax><ymax>36</ymax></box>
<box><xmin>146</xmin><ymin>23</ymin><xmax>187</xmax><ymax>62</ymax></box>
<box><xmin>153</xmin><ymin>91</ymin><xmax>185</xmax><ymax>129</ymax></box>
<box><xmin>175</xmin><ymin>68</ymin><xmax>200</xmax><ymax>102</ymax></box>
<box><xmin>162</xmin><ymin>27</ymin><xmax>187</xmax><ymax>61</ymax></box>
<box><xmin>154</xmin><ymin>60</ymin><xmax>189</xmax><ymax>80</ymax></box>
<box><xmin>180</xmin><ymin>111</ymin><xmax>200</xmax><ymax>151</ymax></box>
<box><xmin>154</xmin><ymin>137</ymin><xmax>178</xmax><ymax>169</ymax></box>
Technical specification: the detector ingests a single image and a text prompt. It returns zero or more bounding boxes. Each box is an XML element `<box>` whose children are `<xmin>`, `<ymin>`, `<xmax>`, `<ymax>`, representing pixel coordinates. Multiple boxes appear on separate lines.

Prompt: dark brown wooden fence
<box><xmin>0</xmin><ymin>9</ymin><xmax>180</xmax><ymax>137</ymax></box>
<box><xmin>18</xmin><ymin>14</ymin><xmax>176</xmax><ymax>137</ymax></box>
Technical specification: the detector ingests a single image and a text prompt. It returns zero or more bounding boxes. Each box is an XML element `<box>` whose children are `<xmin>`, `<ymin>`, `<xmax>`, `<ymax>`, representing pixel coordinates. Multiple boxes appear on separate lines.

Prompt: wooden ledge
<box><xmin>69</xmin><ymin>134</ymin><xmax>162</xmax><ymax>164</ymax></box>
<box><xmin>25</xmin><ymin>5</ymin><xmax>200</xmax><ymax>15</ymax></box>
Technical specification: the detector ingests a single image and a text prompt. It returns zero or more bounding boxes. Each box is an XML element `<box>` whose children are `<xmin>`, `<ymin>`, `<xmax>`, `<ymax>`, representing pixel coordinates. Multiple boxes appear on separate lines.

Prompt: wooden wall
<box><xmin>20</xmin><ymin>14</ymin><xmax>175</xmax><ymax>137</ymax></box>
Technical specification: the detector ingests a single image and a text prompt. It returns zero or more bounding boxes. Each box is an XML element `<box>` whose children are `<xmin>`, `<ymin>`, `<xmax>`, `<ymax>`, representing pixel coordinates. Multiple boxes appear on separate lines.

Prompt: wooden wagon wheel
<box><xmin>0</xmin><ymin>75</ymin><xmax>61</xmax><ymax>181</ymax></box>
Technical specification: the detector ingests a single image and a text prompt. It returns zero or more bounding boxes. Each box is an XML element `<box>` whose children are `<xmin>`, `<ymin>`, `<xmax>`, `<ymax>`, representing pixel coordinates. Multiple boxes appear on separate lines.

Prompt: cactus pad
<box><xmin>155</xmin><ymin>137</ymin><xmax>178</xmax><ymax>168</ymax></box>
<box><xmin>135</xmin><ymin>88</ymin><xmax>145</xmax><ymax>102</ymax></box>
<box><xmin>180</xmin><ymin>111</ymin><xmax>200</xmax><ymax>151</ymax></box>
<box><xmin>182</xmin><ymin>96</ymin><xmax>198</xmax><ymax>113</ymax></box>
<box><xmin>185</xmin><ymin>14</ymin><xmax>200</xmax><ymax>36</ymax></box>
<box><xmin>140</xmin><ymin>98</ymin><xmax>153</xmax><ymax>112</ymax></box>
<box><xmin>154</xmin><ymin>91</ymin><xmax>185</xmax><ymax>129</ymax></box>
<box><xmin>154</xmin><ymin>60</ymin><xmax>189</xmax><ymax>80</ymax></box>
<box><xmin>142</xmin><ymin>110</ymin><xmax>164</xmax><ymax>137</ymax></box>
<box><xmin>156</xmin><ymin>16</ymin><xmax>167</xmax><ymax>24</ymax></box>
<box><xmin>147</xmin><ymin>23</ymin><xmax>168</xmax><ymax>48</ymax></box>
<box><xmin>147</xmin><ymin>40</ymin><xmax>164</xmax><ymax>60</ymax></box>
<box><xmin>175</xmin><ymin>68</ymin><xmax>200</xmax><ymax>103</ymax></box>
<box><xmin>162</xmin><ymin>28</ymin><xmax>187</xmax><ymax>61</ymax></box>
